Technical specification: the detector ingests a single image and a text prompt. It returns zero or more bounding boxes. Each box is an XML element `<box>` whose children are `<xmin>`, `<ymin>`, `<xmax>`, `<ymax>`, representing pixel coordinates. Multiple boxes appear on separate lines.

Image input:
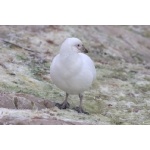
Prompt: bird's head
<box><xmin>60</xmin><ymin>37</ymin><xmax>88</xmax><ymax>54</ymax></box>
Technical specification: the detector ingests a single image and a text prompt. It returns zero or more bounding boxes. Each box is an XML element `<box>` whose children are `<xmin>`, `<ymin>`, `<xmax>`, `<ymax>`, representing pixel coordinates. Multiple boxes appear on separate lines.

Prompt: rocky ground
<box><xmin>0</xmin><ymin>25</ymin><xmax>150</xmax><ymax>125</ymax></box>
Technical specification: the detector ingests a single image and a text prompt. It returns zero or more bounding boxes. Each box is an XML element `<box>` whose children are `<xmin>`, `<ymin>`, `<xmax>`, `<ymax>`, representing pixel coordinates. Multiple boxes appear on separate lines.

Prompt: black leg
<box><xmin>73</xmin><ymin>93</ymin><xmax>89</xmax><ymax>115</ymax></box>
<box><xmin>55</xmin><ymin>93</ymin><xmax>70</xmax><ymax>109</ymax></box>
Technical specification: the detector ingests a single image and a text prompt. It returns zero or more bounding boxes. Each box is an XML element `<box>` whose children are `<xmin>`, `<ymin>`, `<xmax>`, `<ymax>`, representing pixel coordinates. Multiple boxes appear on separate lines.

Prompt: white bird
<box><xmin>50</xmin><ymin>37</ymin><xmax>96</xmax><ymax>114</ymax></box>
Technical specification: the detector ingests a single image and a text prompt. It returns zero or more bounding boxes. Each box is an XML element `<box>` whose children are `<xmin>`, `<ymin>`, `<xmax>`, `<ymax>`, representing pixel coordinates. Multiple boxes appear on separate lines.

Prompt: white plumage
<box><xmin>50</xmin><ymin>37</ymin><xmax>96</xmax><ymax>114</ymax></box>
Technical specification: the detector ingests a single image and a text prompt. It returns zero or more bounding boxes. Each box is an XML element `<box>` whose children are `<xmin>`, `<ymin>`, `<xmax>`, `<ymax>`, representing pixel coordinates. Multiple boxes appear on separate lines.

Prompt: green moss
<box><xmin>144</xmin><ymin>77</ymin><xmax>150</xmax><ymax>81</ymax></box>
<box><xmin>95</xmin><ymin>93</ymin><xmax>110</xmax><ymax>100</ymax></box>
<box><xmin>131</xmin><ymin>53</ymin><xmax>143</xmax><ymax>63</ymax></box>
<box><xmin>0</xmin><ymin>80</ymin><xmax>54</xmax><ymax>99</ymax></box>
<box><xmin>136</xmin><ymin>84</ymin><xmax>150</xmax><ymax>93</ymax></box>
<box><xmin>85</xmin><ymin>102</ymin><xmax>99</xmax><ymax>114</ymax></box>
<box><xmin>104</xmin><ymin>71</ymin><xmax>128</xmax><ymax>81</ymax></box>
<box><xmin>29</xmin><ymin>60</ymin><xmax>50</xmax><ymax>81</ymax></box>
<box><xmin>16</xmin><ymin>54</ymin><xmax>29</xmax><ymax>61</ymax></box>
<box><xmin>143</xmin><ymin>32</ymin><xmax>150</xmax><ymax>38</ymax></box>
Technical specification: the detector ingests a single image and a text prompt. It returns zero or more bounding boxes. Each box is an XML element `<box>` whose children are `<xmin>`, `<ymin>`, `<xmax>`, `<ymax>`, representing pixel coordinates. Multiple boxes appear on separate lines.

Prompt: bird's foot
<box><xmin>55</xmin><ymin>102</ymin><xmax>70</xmax><ymax>109</ymax></box>
<box><xmin>73</xmin><ymin>107</ymin><xmax>89</xmax><ymax>115</ymax></box>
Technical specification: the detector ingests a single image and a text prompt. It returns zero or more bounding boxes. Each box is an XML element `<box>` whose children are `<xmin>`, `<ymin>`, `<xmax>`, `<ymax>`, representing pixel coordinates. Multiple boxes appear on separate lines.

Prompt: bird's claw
<box><xmin>55</xmin><ymin>102</ymin><xmax>70</xmax><ymax>109</ymax></box>
<box><xmin>73</xmin><ymin>107</ymin><xmax>89</xmax><ymax>115</ymax></box>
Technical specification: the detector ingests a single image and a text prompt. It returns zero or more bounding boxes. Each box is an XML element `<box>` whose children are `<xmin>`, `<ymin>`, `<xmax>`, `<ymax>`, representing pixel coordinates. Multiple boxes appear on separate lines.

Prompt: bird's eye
<box><xmin>77</xmin><ymin>44</ymin><xmax>80</xmax><ymax>47</ymax></box>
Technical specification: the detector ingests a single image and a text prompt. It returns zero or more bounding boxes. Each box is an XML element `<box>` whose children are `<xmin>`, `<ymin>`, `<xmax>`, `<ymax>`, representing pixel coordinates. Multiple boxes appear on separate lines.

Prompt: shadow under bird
<box><xmin>50</xmin><ymin>37</ymin><xmax>96</xmax><ymax>114</ymax></box>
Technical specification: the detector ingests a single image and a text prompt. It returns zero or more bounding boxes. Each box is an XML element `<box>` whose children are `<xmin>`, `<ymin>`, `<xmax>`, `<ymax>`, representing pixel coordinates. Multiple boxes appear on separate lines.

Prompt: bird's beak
<box><xmin>82</xmin><ymin>45</ymin><xmax>88</xmax><ymax>53</ymax></box>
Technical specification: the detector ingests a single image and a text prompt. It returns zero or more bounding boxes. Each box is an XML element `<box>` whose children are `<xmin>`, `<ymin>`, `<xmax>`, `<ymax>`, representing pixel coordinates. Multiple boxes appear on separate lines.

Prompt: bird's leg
<box><xmin>73</xmin><ymin>93</ymin><xmax>89</xmax><ymax>115</ymax></box>
<box><xmin>55</xmin><ymin>93</ymin><xmax>70</xmax><ymax>109</ymax></box>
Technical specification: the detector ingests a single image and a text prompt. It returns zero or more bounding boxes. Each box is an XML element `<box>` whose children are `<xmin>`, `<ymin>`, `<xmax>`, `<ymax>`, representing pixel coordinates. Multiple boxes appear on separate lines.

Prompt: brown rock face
<box><xmin>0</xmin><ymin>93</ymin><xmax>55</xmax><ymax>110</ymax></box>
<box><xmin>0</xmin><ymin>93</ymin><xmax>16</xmax><ymax>109</ymax></box>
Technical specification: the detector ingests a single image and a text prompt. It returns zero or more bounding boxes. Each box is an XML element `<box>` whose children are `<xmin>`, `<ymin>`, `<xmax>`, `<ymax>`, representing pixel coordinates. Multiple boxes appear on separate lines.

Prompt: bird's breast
<box><xmin>50</xmin><ymin>53</ymin><xmax>95</xmax><ymax>94</ymax></box>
